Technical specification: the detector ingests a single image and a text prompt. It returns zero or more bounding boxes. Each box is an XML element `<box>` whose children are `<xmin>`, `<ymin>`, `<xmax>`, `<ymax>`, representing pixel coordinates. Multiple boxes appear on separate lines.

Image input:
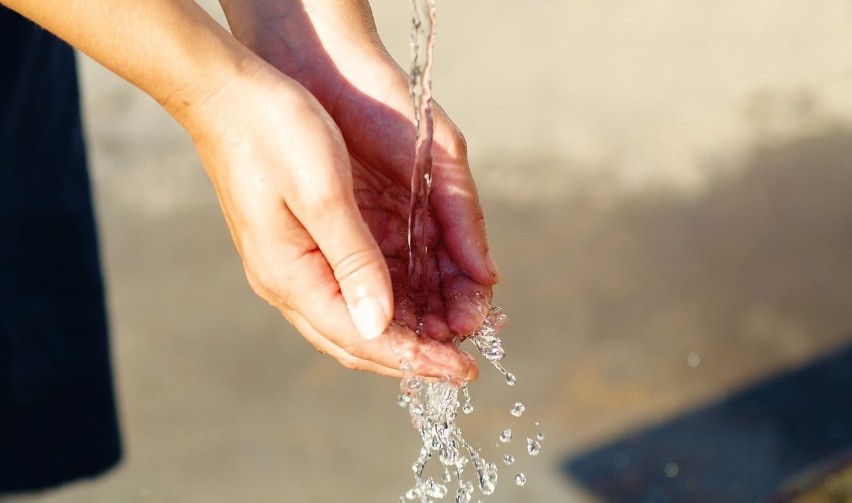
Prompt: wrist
<box><xmin>159</xmin><ymin>50</ymin><xmax>248</xmax><ymax>129</ymax></box>
<box><xmin>218</xmin><ymin>0</ymin><xmax>387</xmax><ymax>87</ymax></box>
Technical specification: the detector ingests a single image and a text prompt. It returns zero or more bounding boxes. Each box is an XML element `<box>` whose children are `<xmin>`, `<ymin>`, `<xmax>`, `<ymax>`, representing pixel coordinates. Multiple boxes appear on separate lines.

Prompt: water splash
<box><xmin>469</xmin><ymin>308</ymin><xmax>515</xmax><ymax>385</ymax></box>
<box><xmin>397</xmin><ymin>0</ymin><xmax>544</xmax><ymax>498</ymax></box>
<box><xmin>399</xmin><ymin>309</ymin><xmax>513</xmax><ymax>502</ymax></box>
<box><xmin>398</xmin><ymin>309</ymin><xmax>545</xmax><ymax>501</ymax></box>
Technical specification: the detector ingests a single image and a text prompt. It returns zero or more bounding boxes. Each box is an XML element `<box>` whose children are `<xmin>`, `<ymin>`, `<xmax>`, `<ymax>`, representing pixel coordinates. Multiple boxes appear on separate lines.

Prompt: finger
<box><xmin>279</xmin><ymin>247</ymin><xmax>477</xmax><ymax>380</ymax></box>
<box><xmin>283</xmin><ymin>309</ymin><xmax>401</xmax><ymax>376</ymax></box>
<box><xmin>429</xmin><ymin>110</ymin><xmax>500</xmax><ymax>287</ymax></box>
<box><xmin>438</xmin><ymin>248</ymin><xmax>492</xmax><ymax>336</ymax></box>
<box><xmin>387</xmin><ymin>248</ymin><xmax>452</xmax><ymax>342</ymax></box>
<box><xmin>422</xmin><ymin>251</ymin><xmax>453</xmax><ymax>342</ymax></box>
<box><xmin>283</xmin><ymin>133</ymin><xmax>393</xmax><ymax>342</ymax></box>
<box><xmin>284</xmin><ymin>305</ymin><xmax>479</xmax><ymax>381</ymax></box>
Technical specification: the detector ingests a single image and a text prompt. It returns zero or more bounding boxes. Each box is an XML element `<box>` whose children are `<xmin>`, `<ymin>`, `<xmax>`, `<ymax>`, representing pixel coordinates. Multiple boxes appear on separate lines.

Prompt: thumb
<box><xmin>331</xmin><ymin>225</ymin><xmax>394</xmax><ymax>342</ymax></box>
<box><xmin>287</xmin><ymin>167</ymin><xmax>393</xmax><ymax>341</ymax></box>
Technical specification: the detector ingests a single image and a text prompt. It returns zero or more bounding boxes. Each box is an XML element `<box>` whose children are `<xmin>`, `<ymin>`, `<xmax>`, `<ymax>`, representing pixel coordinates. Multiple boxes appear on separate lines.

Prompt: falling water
<box><xmin>400</xmin><ymin>308</ymin><xmax>522</xmax><ymax>502</ymax></box>
<box><xmin>406</xmin><ymin>0</ymin><xmax>437</xmax><ymax>300</ymax></box>
<box><xmin>398</xmin><ymin>0</ymin><xmax>543</xmax><ymax>500</ymax></box>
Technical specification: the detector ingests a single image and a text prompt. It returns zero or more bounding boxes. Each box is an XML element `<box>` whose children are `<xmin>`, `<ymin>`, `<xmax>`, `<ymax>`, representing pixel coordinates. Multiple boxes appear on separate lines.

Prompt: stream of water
<box><xmin>406</xmin><ymin>0</ymin><xmax>437</xmax><ymax>301</ymax></box>
<box><xmin>398</xmin><ymin>0</ymin><xmax>543</xmax><ymax>501</ymax></box>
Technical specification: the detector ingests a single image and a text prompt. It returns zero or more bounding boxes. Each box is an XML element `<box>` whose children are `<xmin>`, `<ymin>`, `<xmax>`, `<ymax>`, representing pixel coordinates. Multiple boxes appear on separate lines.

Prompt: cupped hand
<box><xmin>183</xmin><ymin>60</ymin><xmax>482</xmax><ymax>379</ymax></box>
<box><xmin>219</xmin><ymin>0</ymin><xmax>500</xmax><ymax>346</ymax></box>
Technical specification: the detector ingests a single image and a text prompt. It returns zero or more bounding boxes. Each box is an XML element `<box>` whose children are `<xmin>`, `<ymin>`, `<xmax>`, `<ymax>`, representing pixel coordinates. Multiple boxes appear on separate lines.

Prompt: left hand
<box><xmin>219</xmin><ymin>0</ymin><xmax>500</xmax><ymax>348</ymax></box>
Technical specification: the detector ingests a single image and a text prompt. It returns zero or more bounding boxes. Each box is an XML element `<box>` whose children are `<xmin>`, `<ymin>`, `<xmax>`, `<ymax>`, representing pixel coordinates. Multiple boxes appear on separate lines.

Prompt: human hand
<box><xmin>2</xmin><ymin>0</ymin><xmax>484</xmax><ymax>378</ymax></box>
<box><xmin>181</xmin><ymin>61</ymin><xmax>482</xmax><ymax>379</ymax></box>
<box><xmin>219</xmin><ymin>0</ymin><xmax>500</xmax><ymax>345</ymax></box>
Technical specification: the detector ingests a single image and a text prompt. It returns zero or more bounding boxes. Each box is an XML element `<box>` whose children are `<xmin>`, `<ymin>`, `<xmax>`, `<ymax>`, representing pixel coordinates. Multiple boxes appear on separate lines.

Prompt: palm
<box><xmin>350</xmin><ymin>153</ymin><xmax>488</xmax><ymax>343</ymax></box>
<box><xmin>304</xmin><ymin>46</ymin><xmax>495</xmax><ymax>341</ymax></box>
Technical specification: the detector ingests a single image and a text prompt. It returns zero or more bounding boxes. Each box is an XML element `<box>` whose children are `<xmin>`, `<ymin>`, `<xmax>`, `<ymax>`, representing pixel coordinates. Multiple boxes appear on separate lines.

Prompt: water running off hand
<box><xmin>400</xmin><ymin>308</ymin><xmax>524</xmax><ymax>502</ymax></box>
<box><xmin>399</xmin><ymin>0</ymin><xmax>541</xmax><ymax>501</ymax></box>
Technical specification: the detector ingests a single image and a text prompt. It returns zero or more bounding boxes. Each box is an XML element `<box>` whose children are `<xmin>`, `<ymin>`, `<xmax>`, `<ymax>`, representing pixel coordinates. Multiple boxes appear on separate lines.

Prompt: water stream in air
<box><xmin>406</xmin><ymin>0</ymin><xmax>436</xmax><ymax>302</ymax></box>
<box><xmin>399</xmin><ymin>0</ymin><xmax>543</xmax><ymax>501</ymax></box>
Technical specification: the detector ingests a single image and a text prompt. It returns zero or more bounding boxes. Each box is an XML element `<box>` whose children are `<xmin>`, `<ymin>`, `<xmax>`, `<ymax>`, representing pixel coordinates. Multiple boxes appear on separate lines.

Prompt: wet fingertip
<box><xmin>443</xmin><ymin>347</ymin><xmax>478</xmax><ymax>382</ymax></box>
<box><xmin>422</xmin><ymin>314</ymin><xmax>453</xmax><ymax>343</ymax></box>
<box><xmin>448</xmin><ymin>292</ymin><xmax>491</xmax><ymax>336</ymax></box>
<box><xmin>462</xmin><ymin>352</ymin><xmax>479</xmax><ymax>382</ymax></box>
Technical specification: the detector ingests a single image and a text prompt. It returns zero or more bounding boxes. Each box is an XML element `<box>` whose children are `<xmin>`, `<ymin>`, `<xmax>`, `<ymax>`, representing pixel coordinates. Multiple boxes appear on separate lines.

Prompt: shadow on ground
<box><xmin>562</xmin><ymin>342</ymin><xmax>852</xmax><ymax>503</ymax></box>
<box><xmin>552</xmin><ymin>123</ymin><xmax>852</xmax><ymax>503</ymax></box>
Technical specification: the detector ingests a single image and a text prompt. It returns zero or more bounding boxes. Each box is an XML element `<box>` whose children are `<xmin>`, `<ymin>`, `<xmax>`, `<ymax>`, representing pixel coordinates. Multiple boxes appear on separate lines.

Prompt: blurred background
<box><xmin>10</xmin><ymin>0</ymin><xmax>852</xmax><ymax>501</ymax></box>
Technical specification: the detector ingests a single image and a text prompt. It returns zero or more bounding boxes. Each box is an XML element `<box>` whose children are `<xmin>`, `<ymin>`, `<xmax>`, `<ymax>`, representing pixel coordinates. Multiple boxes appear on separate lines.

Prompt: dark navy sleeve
<box><xmin>0</xmin><ymin>6</ymin><xmax>122</xmax><ymax>492</ymax></box>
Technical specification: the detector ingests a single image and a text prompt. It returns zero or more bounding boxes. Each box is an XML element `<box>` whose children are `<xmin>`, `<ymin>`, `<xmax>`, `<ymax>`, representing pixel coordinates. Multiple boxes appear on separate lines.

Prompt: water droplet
<box><xmin>499</xmin><ymin>428</ymin><xmax>512</xmax><ymax>443</ymax></box>
<box><xmin>407</xmin><ymin>377</ymin><xmax>423</xmax><ymax>393</ymax></box>
<box><xmin>687</xmin><ymin>352</ymin><xmax>701</xmax><ymax>368</ymax></box>
<box><xmin>472</xmin><ymin>333</ymin><xmax>505</xmax><ymax>361</ymax></box>
<box><xmin>442</xmin><ymin>469</ymin><xmax>452</xmax><ymax>483</ymax></box>
<box><xmin>510</xmin><ymin>402</ymin><xmax>525</xmax><ymax>417</ymax></box>
<box><xmin>527</xmin><ymin>438</ymin><xmax>541</xmax><ymax>456</ymax></box>
<box><xmin>536</xmin><ymin>432</ymin><xmax>545</xmax><ymax>441</ymax></box>
<box><xmin>515</xmin><ymin>473</ymin><xmax>527</xmax><ymax>486</ymax></box>
<box><xmin>398</xmin><ymin>394</ymin><xmax>411</xmax><ymax>407</ymax></box>
<box><xmin>664</xmin><ymin>462</ymin><xmax>679</xmax><ymax>478</ymax></box>
<box><xmin>455</xmin><ymin>483</ymin><xmax>474</xmax><ymax>503</ymax></box>
<box><xmin>477</xmin><ymin>463</ymin><xmax>498</xmax><ymax>495</ymax></box>
<box><xmin>505</xmin><ymin>372</ymin><xmax>517</xmax><ymax>386</ymax></box>
<box><xmin>503</xmin><ymin>455</ymin><xmax>514</xmax><ymax>465</ymax></box>
<box><xmin>424</xmin><ymin>478</ymin><xmax>448</xmax><ymax>498</ymax></box>
<box><xmin>462</xmin><ymin>385</ymin><xmax>473</xmax><ymax>414</ymax></box>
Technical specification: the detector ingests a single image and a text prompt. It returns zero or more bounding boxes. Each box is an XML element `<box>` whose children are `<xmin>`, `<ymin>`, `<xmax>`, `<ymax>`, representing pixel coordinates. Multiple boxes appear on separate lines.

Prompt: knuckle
<box><xmin>244</xmin><ymin>264</ymin><xmax>294</xmax><ymax>309</ymax></box>
<box><xmin>332</xmin><ymin>248</ymin><xmax>384</xmax><ymax>286</ymax></box>
<box><xmin>336</xmin><ymin>351</ymin><xmax>365</xmax><ymax>371</ymax></box>
<box><xmin>451</xmin><ymin>129</ymin><xmax>469</xmax><ymax>159</ymax></box>
<box><xmin>297</xmin><ymin>174</ymin><xmax>351</xmax><ymax>214</ymax></box>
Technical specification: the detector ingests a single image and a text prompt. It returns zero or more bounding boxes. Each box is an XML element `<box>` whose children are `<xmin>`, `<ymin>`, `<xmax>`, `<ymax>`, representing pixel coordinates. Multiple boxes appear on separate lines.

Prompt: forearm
<box><xmin>217</xmin><ymin>0</ymin><xmax>390</xmax><ymax>95</ymax></box>
<box><xmin>2</xmin><ymin>0</ymin><xmax>254</xmax><ymax>126</ymax></box>
<box><xmin>219</xmin><ymin>0</ymin><xmax>381</xmax><ymax>50</ymax></box>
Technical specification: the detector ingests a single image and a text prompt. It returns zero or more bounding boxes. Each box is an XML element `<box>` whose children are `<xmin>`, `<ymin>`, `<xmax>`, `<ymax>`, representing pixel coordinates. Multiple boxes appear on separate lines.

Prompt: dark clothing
<box><xmin>0</xmin><ymin>6</ymin><xmax>121</xmax><ymax>492</ymax></box>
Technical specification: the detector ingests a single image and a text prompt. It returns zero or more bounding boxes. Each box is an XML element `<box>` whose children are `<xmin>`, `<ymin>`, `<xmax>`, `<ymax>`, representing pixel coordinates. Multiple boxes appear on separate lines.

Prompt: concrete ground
<box><xmin>8</xmin><ymin>1</ymin><xmax>852</xmax><ymax>502</ymax></box>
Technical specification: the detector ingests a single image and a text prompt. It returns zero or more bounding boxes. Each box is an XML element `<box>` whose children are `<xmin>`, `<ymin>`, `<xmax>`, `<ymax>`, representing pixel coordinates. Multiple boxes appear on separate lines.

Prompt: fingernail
<box><xmin>485</xmin><ymin>251</ymin><xmax>500</xmax><ymax>282</ymax></box>
<box><xmin>350</xmin><ymin>295</ymin><xmax>389</xmax><ymax>341</ymax></box>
